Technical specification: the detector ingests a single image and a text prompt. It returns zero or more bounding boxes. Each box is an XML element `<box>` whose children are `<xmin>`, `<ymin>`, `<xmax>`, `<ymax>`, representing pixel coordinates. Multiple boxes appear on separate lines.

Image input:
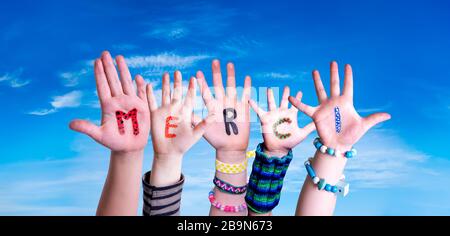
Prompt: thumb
<box><xmin>363</xmin><ymin>112</ymin><xmax>391</xmax><ymax>132</ymax></box>
<box><xmin>69</xmin><ymin>119</ymin><xmax>102</xmax><ymax>142</ymax></box>
<box><xmin>192</xmin><ymin>113</ymin><xmax>216</xmax><ymax>140</ymax></box>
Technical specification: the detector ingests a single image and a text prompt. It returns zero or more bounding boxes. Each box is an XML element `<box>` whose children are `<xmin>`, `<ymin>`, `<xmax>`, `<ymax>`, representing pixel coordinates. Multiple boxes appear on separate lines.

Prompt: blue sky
<box><xmin>1</xmin><ymin>0</ymin><xmax>450</xmax><ymax>215</ymax></box>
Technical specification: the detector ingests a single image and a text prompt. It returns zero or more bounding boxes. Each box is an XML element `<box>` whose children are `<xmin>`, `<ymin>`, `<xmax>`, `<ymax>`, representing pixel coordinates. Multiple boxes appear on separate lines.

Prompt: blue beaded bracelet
<box><xmin>313</xmin><ymin>137</ymin><xmax>357</xmax><ymax>158</ymax></box>
<box><xmin>304</xmin><ymin>158</ymin><xmax>349</xmax><ymax>197</ymax></box>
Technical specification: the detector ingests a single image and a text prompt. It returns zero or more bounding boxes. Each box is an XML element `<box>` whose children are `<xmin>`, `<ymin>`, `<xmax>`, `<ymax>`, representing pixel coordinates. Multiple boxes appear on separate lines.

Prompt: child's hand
<box><xmin>289</xmin><ymin>61</ymin><xmax>391</xmax><ymax>151</ymax></box>
<box><xmin>69</xmin><ymin>51</ymin><xmax>150</xmax><ymax>152</ymax></box>
<box><xmin>147</xmin><ymin>71</ymin><xmax>215</xmax><ymax>156</ymax></box>
<box><xmin>195</xmin><ymin>60</ymin><xmax>252</xmax><ymax>155</ymax></box>
<box><xmin>249</xmin><ymin>87</ymin><xmax>315</xmax><ymax>156</ymax></box>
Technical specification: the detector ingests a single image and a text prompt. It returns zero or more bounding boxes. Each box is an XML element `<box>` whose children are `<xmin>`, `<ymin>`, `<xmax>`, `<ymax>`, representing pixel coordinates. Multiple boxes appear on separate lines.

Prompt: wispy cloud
<box><xmin>257</xmin><ymin>71</ymin><xmax>308</xmax><ymax>80</ymax></box>
<box><xmin>145</xmin><ymin>22</ymin><xmax>189</xmax><ymax>41</ymax></box>
<box><xmin>60</xmin><ymin>69</ymin><xmax>89</xmax><ymax>87</ymax></box>
<box><xmin>126</xmin><ymin>53</ymin><xmax>210</xmax><ymax>69</ymax></box>
<box><xmin>357</xmin><ymin>103</ymin><xmax>392</xmax><ymax>114</ymax></box>
<box><xmin>51</xmin><ymin>91</ymin><xmax>83</xmax><ymax>108</ymax></box>
<box><xmin>28</xmin><ymin>109</ymin><xmax>57</xmax><ymax>116</ymax></box>
<box><xmin>259</xmin><ymin>72</ymin><xmax>293</xmax><ymax>79</ymax></box>
<box><xmin>0</xmin><ymin>69</ymin><xmax>31</xmax><ymax>88</ymax></box>
<box><xmin>219</xmin><ymin>36</ymin><xmax>262</xmax><ymax>57</ymax></box>
<box><xmin>28</xmin><ymin>90</ymin><xmax>83</xmax><ymax>116</ymax></box>
<box><xmin>144</xmin><ymin>3</ymin><xmax>238</xmax><ymax>42</ymax></box>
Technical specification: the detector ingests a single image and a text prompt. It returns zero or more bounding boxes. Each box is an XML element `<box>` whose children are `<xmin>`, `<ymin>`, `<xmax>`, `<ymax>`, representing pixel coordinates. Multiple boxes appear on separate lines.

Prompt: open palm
<box><xmin>289</xmin><ymin>62</ymin><xmax>391</xmax><ymax>151</ymax></box>
<box><xmin>146</xmin><ymin>71</ymin><xmax>214</xmax><ymax>155</ymax></box>
<box><xmin>69</xmin><ymin>51</ymin><xmax>150</xmax><ymax>152</ymax></box>
<box><xmin>195</xmin><ymin>60</ymin><xmax>252</xmax><ymax>152</ymax></box>
<box><xmin>250</xmin><ymin>87</ymin><xmax>315</xmax><ymax>154</ymax></box>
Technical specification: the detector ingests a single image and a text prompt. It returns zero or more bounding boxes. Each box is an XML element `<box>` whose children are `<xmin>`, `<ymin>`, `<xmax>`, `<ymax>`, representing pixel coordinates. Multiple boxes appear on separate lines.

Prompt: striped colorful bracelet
<box><xmin>213</xmin><ymin>176</ymin><xmax>247</xmax><ymax>194</ymax></box>
<box><xmin>313</xmin><ymin>137</ymin><xmax>357</xmax><ymax>158</ymax></box>
<box><xmin>208</xmin><ymin>189</ymin><xmax>247</xmax><ymax>213</ymax></box>
<box><xmin>304</xmin><ymin>158</ymin><xmax>349</xmax><ymax>197</ymax></box>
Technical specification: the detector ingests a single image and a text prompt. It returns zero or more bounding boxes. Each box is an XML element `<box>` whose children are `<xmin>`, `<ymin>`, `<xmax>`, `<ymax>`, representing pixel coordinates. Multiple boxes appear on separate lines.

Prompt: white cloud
<box><xmin>357</xmin><ymin>103</ymin><xmax>392</xmax><ymax>114</ymax></box>
<box><xmin>260</xmin><ymin>72</ymin><xmax>293</xmax><ymax>79</ymax></box>
<box><xmin>51</xmin><ymin>90</ymin><xmax>83</xmax><ymax>108</ymax></box>
<box><xmin>0</xmin><ymin>69</ymin><xmax>31</xmax><ymax>88</ymax></box>
<box><xmin>219</xmin><ymin>36</ymin><xmax>262</xmax><ymax>57</ymax></box>
<box><xmin>28</xmin><ymin>90</ymin><xmax>83</xmax><ymax>116</ymax></box>
<box><xmin>126</xmin><ymin>53</ymin><xmax>210</xmax><ymax>69</ymax></box>
<box><xmin>60</xmin><ymin>69</ymin><xmax>88</xmax><ymax>87</ymax></box>
<box><xmin>146</xmin><ymin>23</ymin><xmax>189</xmax><ymax>40</ymax></box>
<box><xmin>257</xmin><ymin>71</ymin><xmax>308</xmax><ymax>80</ymax></box>
<box><xmin>10</xmin><ymin>79</ymin><xmax>31</xmax><ymax>88</ymax></box>
<box><xmin>28</xmin><ymin>108</ymin><xmax>57</xmax><ymax>116</ymax></box>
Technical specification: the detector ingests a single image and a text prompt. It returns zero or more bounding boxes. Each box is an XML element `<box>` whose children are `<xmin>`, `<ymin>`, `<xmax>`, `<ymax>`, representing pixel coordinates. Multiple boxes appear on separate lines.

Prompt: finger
<box><xmin>330</xmin><ymin>61</ymin><xmax>340</xmax><ymax>97</ymax></box>
<box><xmin>312</xmin><ymin>70</ymin><xmax>327</xmax><ymax>103</ymax></box>
<box><xmin>280</xmin><ymin>86</ymin><xmax>290</xmax><ymax>109</ymax></box>
<box><xmin>94</xmin><ymin>59</ymin><xmax>111</xmax><ymax>103</ymax></box>
<box><xmin>249</xmin><ymin>99</ymin><xmax>266</xmax><ymax>118</ymax></box>
<box><xmin>101</xmin><ymin>51</ymin><xmax>123</xmax><ymax>96</ymax></box>
<box><xmin>172</xmin><ymin>70</ymin><xmax>183</xmax><ymax>103</ymax></box>
<box><xmin>267</xmin><ymin>88</ymin><xmax>277</xmax><ymax>111</ymax></box>
<box><xmin>290</xmin><ymin>91</ymin><xmax>303</xmax><ymax>111</ymax></box>
<box><xmin>69</xmin><ymin>120</ymin><xmax>101</xmax><ymax>142</ymax></box>
<box><xmin>302</xmin><ymin>122</ymin><xmax>316</xmax><ymax>136</ymax></box>
<box><xmin>343</xmin><ymin>64</ymin><xmax>353</xmax><ymax>99</ymax></box>
<box><xmin>146</xmin><ymin>83</ymin><xmax>158</xmax><ymax>111</ymax></box>
<box><xmin>226</xmin><ymin>62</ymin><xmax>237</xmax><ymax>99</ymax></box>
<box><xmin>115</xmin><ymin>55</ymin><xmax>134</xmax><ymax>95</ymax></box>
<box><xmin>241</xmin><ymin>75</ymin><xmax>252</xmax><ymax>103</ymax></box>
<box><xmin>184</xmin><ymin>77</ymin><xmax>196</xmax><ymax>110</ymax></box>
<box><xmin>161</xmin><ymin>72</ymin><xmax>171</xmax><ymax>106</ymax></box>
<box><xmin>288</xmin><ymin>96</ymin><xmax>316</xmax><ymax>117</ymax></box>
<box><xmin>196</xmin><ymin>71</ymin><xmax>215</xmax><ymax>111</ymax></box>
<box><xmin>135</xmin><ymin>75</ymin><xmax>147</xmax><ymax>102</ymax></box>
<box><xmin>191</xmin><ymin>113</ymin><xmax>202</xmax><ymax>126</ymax></box>
<box><xmin>193</xmin><ymin>113</ymin><xmax>216</xmax><ymax>140</ymax></box>
<box><xmin>212</xmin><ymin>59</ymin><xmax>225</xmax><ymax>100</ymax></box>
<box><xmin>363</xmin><ymin>112</ymin><xmax>391</xmax><ymax>132</ymax></box>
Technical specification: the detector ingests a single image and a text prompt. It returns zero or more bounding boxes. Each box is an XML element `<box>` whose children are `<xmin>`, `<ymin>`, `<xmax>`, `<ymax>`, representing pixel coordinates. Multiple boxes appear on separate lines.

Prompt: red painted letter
<box><xmin>165</xmin><ymin>116</ymin><xmax>178</xmax><ymax>138</ymax></box>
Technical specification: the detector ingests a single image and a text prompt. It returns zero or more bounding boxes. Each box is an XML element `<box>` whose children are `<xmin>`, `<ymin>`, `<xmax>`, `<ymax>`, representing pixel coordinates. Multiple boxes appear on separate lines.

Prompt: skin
<box><xmin>146</xmin><ymin>71</ymin><xmax>215</xmax><ymax>187</ymax></box>
<box><xmin>248</xmin><ymin>86</ymin><xmax>316</xmax><ymax>216</ymax></box>
<box><xmin>69</xmin><ymin>51</ymin><xmax>150</xmax><ymax>216</ymax></box>
<box><xmin>289</xmin><ymin>61</ymin><xmax>391</xmax><ymax>216</ymax></box>
<box><xmin>196</xmin><ymin>60</ymin><xmax>252</xmax><ymax>216</ymax></box>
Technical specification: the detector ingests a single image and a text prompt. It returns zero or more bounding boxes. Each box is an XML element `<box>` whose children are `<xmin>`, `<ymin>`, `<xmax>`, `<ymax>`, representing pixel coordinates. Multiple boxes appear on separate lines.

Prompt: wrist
<box><xmin>110</xmin><ymin>150</ymin><xmax>144</xmax><ymax>165</ymax></box>
<box><xmin>262</xmin><ymin>143</ymin><xmax>290</xmax><ymax>158</ymax></box>
<box><xmin>320</xmin><ymin>138</ymin><xmax>353</xmax><ymax>151</ymax></box>
<box><xmin>215</xmin><ymin>149</ymin><xmax>247</xmax><ymax>163</ymax></box>
<box><xmin>150</xmin><ymin>153</ymin><xmax>183</xmax><ymax>187</ymax></box>
<box><xmin>312</xmin><ymin>150</ymin><xmax>347</xmax><ymax>182</ymax></box>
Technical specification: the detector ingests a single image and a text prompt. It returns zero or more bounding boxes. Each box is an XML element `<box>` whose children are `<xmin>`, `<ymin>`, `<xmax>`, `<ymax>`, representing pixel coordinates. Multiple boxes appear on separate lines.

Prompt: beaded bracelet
<box><xmin>304</xmin><ymin>158</ymin><xmax>349</xmax><ymax>197</ymax></box>
<box><xmin>213</xmin><ymin>176</ymin><xmax>247</xmax><ymax>194</ymax></box>
<box><xmin>208</xmin><ymin>189</ymin><xmax>247</xmax><ymax>213</ymax></box>
<box><xmin>313</xmin><ymin>137</ymin><xmax>357</xmax><ymax>158</ymax></box>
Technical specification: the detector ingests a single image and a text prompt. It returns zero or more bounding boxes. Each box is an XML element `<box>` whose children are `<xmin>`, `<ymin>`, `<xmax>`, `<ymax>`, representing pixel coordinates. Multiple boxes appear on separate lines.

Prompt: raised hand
<box><xmin>196</xmin><ymin>60</ymin><xmax>252</xmax><ymax>154</ymax></box>
<box><xmin>146</xmin><ymin>71</ymin><xmax>215</xmax><ymax>156</ymax></box>
<box><xmin>288</xmin><ymin>61</ymin><xmax>391</xmax><ymax>151</ymax></box>
<box><xmin>249</xmin><ymin>86</ymin><xmax>315</xmax><ymax>156</ymax></box>
<box><xmin>69</xmin><ymin>51</ymin><xmax>150</xmax><ymax>152</ymax></box>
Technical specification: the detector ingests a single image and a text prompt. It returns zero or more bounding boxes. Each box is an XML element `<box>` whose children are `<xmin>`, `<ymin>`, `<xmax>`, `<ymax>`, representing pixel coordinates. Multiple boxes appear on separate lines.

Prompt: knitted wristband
<box><xmin>245</xmin><ymin>143</ymin><xmax>293</xmax><ymax>214</ymax></box>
